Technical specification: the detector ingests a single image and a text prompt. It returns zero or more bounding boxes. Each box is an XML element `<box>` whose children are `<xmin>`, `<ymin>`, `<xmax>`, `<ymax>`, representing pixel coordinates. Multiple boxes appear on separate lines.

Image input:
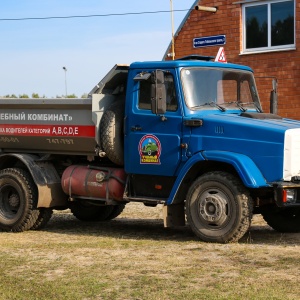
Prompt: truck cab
<box><xmin>91</xmin><ymin>56</ymin><xmax>300</xmax><ymax>242</ymax></box>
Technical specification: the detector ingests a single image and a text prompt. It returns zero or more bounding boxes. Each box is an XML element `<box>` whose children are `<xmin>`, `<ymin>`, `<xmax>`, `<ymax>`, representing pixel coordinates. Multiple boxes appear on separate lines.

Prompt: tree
<box><xmin>246</xmin><ymin>17</ymin><xmax>267</xmax><ymax>48</ymax></box>
<box><xmin>66</xmin><ymin>94</ymin><xmax>77</xmax><ymax>98</ymax></box>
<box><xmin>56</xmin><ymin>94</ymin><xmax>77</xmax><ymax>98</ymax></box>
<box><xmin>4</xmin><ymin>94</ymin><xmax>17</xmax><ymax>98</ymax></box>
<box><xmin>271</xmin><ymin>16</ymin><xmax>294</xmax><ymax>46</ymax></box>
<box><xmin>32</xmin><ymin>93</ymin><xmax>39</xmax><ymax>98</ymax></box>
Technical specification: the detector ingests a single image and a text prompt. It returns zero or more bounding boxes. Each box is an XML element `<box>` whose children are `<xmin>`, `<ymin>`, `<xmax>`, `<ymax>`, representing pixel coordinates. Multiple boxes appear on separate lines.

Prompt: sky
<box><xmin>0</xmin><ymin>0</ymin><xmax>196</xmax><ymax>98</ymax></box>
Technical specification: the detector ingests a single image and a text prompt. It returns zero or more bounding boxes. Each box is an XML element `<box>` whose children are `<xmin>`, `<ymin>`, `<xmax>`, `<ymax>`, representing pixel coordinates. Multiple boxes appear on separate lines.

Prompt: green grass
<box><xmin>0</xmin><ymin>203</ymin><xmax>299</xmax><ymax>300</ymax></box>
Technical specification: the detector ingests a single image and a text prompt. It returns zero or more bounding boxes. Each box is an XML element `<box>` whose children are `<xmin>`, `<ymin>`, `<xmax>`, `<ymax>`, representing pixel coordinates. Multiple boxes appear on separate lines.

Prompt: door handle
<box><xmin>131</xmin><ymin>126</ymin><xmax>142</xmax><ymax>131</ymax></box>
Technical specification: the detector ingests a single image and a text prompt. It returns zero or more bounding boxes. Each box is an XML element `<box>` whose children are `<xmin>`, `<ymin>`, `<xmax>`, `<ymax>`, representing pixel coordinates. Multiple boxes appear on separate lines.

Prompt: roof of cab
<box><xmin>129</xmin><ymin>59</ymin><xmax>253</xmax><ymax>73</ymax></box>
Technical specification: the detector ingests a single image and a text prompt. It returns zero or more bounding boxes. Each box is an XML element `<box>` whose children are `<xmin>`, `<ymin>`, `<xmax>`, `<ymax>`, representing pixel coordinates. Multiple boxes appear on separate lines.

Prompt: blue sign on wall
<box><xmin>193</xmin><ymin>35</ymin><xmax>226</xmax><ymax>48</ymax></box>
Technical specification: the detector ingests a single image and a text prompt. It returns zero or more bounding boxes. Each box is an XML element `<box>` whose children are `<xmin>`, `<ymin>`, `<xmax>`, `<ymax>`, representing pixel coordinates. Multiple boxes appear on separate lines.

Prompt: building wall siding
<box><xmin>167</xmin><ymin>0</ymin><xmax>300</xmax><ymax>119</ymax></box>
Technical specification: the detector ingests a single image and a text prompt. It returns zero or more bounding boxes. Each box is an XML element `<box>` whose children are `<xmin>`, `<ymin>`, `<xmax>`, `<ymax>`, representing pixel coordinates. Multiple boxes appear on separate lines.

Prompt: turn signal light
<box><xmin>283</xmin><ymin>189</ymin><xmax>297</xmax><ymax>204</ymax></box>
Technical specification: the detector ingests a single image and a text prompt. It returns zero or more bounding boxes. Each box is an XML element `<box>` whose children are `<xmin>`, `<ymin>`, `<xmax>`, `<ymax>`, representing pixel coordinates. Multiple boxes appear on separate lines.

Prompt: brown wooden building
<box><xmin>164</xmin><ymin>0</ymin><xmax>299</xmax><ymax>119</ymax></box>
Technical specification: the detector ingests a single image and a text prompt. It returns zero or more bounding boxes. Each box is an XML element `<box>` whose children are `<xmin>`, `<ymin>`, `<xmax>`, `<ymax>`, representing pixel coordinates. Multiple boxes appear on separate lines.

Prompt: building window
<box><xmin>243</xmin><ymin>0</ymin><xmax>295</xmax><ymax>52</ymax></box>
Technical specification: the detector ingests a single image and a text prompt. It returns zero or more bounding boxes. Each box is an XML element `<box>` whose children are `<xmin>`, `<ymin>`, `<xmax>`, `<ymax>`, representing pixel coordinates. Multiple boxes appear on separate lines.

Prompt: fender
<box><xmin>202</xmin><ymin>150</ymin><xmax>269</xmax><ymax>188</ymax></box>
<box><xmin>166</xmin><ymin>152</ymin><xmax>206</xmax><ymax>205</ymax></box>
<box><xmin>0</xmin><ymin>153</ymin><xmax>67</xmax><ymax>208</ymax></box>
<box><xmin>166</xmin><ymin>150</ymin><xmax>269</xmax><ymax>205</ymax></box>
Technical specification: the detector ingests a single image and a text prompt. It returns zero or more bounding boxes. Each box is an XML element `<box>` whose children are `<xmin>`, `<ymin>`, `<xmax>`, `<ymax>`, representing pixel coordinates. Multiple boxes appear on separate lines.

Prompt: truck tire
<box><xmin>105</xmin><ymin>204</ymin><xmax>125</xmax><ymax>220</ymax></box>
<box><xmin>261</xmin><ymin>207</ymin><xmax>300</xmax><ymax>233</ymax></box>
<box><xmin>70</xmin><ymin>201</ymin><xmax>114</xmax><ymax>222</ymax></box>
<box><xmin>0</xmin><ymin>168</ymin><xmax>39</xmax><ymax>232</ymax></box>
<box><xmin>186</xmin><ymin>171</ymin><xmax>253</xmax><ymax>243</ymax></box>
<box><xmin>30</xmin><ymin>208</ymin><xmax>53</xmax><ymax>230</ymax></box>
<box><xmin>100</xmin><ymin>102</ymin><xmax>124</xmax><ymax>166</ymax></box>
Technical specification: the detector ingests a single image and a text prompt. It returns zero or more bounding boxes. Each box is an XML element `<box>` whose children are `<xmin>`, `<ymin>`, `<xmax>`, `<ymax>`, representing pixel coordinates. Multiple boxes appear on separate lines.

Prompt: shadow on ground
<box><xmin>42</xmin><ymin>213</ymin><xmax>300</xmax><ymax>246</ymax></box>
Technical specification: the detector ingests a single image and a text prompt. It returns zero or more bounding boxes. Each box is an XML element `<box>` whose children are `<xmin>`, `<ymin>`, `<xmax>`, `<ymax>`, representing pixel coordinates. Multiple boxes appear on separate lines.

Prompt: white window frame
<box><xmin>242</xmin><ymin>0</ymin><xmax>295</xmax><ymax>54</ymax></box>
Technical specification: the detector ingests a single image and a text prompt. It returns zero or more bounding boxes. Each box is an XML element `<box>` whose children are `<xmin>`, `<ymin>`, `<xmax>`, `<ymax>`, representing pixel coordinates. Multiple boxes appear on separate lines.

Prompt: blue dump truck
<box><xmin>0</xmin><ymin>55</ymin><xmax>299</xmax><ymax>243</ymax></box>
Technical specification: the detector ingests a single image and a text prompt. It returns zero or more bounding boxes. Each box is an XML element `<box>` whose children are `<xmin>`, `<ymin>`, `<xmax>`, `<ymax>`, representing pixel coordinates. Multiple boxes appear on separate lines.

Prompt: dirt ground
<box><xmin>0</xmin><ymin>202</ymin><xmax>300</xmax><ymax>300</ymax></box>
<box><xmin>3</xmin><ymin>202</ymin><xmax>300</xmax><ymax>260</ymax></box>
<box><xmin>49</xmin><ymin>202</ymin><xmax>300</xmax><ymax>245</ymax></box>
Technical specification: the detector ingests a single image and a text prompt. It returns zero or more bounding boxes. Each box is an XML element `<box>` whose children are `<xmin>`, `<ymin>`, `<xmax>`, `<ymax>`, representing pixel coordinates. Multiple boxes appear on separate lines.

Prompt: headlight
<box><xmin>283</xmin><ymin>189</ymin><xmax>297</xmax><ymax>204</ymax></box>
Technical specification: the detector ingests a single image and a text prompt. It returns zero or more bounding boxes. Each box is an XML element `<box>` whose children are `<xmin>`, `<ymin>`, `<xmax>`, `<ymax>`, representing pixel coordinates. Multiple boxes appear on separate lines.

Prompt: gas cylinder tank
<box><xmin>61</xmin><ymin>165</ymin><xmax>126</xmax><ymax>201</ymax></box>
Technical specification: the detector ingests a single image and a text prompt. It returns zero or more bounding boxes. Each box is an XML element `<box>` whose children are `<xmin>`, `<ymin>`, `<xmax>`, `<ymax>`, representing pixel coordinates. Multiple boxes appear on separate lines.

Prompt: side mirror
<box><xmin>151</xmin><ymin>70</ymin><xmax>166</xmax><ymax>115</ymax></box>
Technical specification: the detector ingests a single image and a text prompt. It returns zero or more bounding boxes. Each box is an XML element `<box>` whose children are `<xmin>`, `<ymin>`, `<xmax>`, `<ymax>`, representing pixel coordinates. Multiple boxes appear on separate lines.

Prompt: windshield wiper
<box><xmin>192</xmin><ymin>102</ymin><xmax>226</xmax><ymax>112</ymax></box>
<box><xmin>222</xmin><ymin>101</ymin><xmax>247</xmax><ymax>112</ymax></box>
<box><xmin>239</xmin><ymin>102</ymin><xmax>262</xmax><ymax>112</ymax></box>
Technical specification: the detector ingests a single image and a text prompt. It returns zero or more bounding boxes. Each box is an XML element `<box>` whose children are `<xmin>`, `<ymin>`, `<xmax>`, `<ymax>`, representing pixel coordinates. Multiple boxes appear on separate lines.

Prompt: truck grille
<box><xmin>283</xmin><ymin>128</ymin><xmax>300</xmax><ymax>181</ymax></box>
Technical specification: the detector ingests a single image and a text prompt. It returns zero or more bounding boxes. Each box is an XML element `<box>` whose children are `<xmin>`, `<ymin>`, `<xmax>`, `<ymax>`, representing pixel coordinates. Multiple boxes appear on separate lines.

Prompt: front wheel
<box><xmin>261</xmin><ymin>207</ymin><xmax>300</xmax><ymax>233</ymax></box>
<box><xmin>0</xmin><ymin>168</ymin><xmax>39</xmax><ymax>232</ymax></box>
<box><xmin>186</xmin><ymin>171</ymin><xmax>253</xmax><ymax>243</ymax></box>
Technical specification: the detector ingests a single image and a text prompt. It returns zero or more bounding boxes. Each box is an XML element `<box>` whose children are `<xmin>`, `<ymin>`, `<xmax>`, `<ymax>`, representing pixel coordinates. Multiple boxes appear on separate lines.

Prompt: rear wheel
<box><xmin>186</xmin><ymin>171</ymin><xmax>253</xmax><ymax>243</ymax></box>
<box><xmin>262</xmin><ymin>207</ymin><xmax>300</xmax><ymax>232</ymax></box>
<box><xmin>105</xmin><ymin>204</ymin><xmax>125</xmax><ymax>220</ymax></box>
<box><xmin>70</xmin><ymin>201</ymin><xmax>114</xmax><ymax>222</ymax></box>
<box><xmin>31</xmin><ymin>208</ymin><xmax>53</xmax><ymax>230</ymax></box>
<box><xmin>0</xmin><ymin>168</ymin><xmax>39</xmax><ymax>232</ymax></box>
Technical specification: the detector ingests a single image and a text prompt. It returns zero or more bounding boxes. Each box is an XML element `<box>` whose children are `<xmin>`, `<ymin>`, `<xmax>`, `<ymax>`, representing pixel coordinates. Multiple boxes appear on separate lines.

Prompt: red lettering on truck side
<box><xmin>0</xmin><ymin>124</ymin><xmax>94</xmax><ymax>138</ymax></box>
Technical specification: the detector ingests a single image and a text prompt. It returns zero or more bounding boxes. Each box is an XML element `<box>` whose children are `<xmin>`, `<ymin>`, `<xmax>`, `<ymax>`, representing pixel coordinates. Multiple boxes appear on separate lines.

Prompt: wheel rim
<box><xmin>187</xmin><ymin>172</ymin><xmax>253</xmax><ymax>243</ymax></box>
<box><xmin>0</xmin><ymin>184</ymin><xmax>22</xmax><ymax>221</ymax></box>
<box><xmin>196</xmin><ymin>189</ymin><xmax>231</xmax><ymax>228</ymax></box>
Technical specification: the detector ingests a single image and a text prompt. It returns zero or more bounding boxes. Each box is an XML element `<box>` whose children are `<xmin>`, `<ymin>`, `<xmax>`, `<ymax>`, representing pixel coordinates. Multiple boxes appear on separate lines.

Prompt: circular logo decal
<box><xmin>138</xmin><ymin>134</ymin><xmax>161</xmax><ymax>164</ymax></box>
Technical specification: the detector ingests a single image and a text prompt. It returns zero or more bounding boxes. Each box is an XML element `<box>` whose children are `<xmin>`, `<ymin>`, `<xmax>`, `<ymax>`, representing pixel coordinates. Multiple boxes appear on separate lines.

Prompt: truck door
<box><xmin>124</xmin><ymin>70</ymin><xmax>183</xmax><ymax>176</ymax></box>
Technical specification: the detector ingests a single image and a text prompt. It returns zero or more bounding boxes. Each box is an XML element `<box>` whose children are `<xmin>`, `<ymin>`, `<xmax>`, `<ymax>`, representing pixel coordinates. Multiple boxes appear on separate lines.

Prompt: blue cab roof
<box><xmin>130</xmin><ymin>59</ymin><xmax>253</xmax><ymax>73</ymax></box>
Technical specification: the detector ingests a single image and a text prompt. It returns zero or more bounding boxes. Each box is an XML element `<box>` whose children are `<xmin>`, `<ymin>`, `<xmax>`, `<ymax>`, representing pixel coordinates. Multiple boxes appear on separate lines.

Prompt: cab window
<box><xmin>138</xmin><ymin>73</ymin><xmax>178</xmax><ymax>111</ymax></box>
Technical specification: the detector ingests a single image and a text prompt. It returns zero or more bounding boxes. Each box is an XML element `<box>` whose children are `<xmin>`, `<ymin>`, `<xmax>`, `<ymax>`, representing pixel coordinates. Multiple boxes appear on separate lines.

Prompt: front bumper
<box><xmin>274</xmin><ymin>182</ymin><xmax>300</xmax><ymax>207</ymax></box>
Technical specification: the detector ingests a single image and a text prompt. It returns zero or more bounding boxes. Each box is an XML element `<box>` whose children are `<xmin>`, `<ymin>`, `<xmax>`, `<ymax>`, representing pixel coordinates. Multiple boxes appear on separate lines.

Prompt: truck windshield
<box><xmin>181</xmin><ymin>67</ymin><xmax>261</xmax><ymax>111</ymax></box>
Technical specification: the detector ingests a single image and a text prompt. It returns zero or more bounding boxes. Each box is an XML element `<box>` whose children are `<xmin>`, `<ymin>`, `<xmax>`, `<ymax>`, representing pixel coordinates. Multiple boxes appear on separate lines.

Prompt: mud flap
<box><xmin>163</xmin><ymin>203</ymin><xmax>185</xmax><ymax>227</ymax></box>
